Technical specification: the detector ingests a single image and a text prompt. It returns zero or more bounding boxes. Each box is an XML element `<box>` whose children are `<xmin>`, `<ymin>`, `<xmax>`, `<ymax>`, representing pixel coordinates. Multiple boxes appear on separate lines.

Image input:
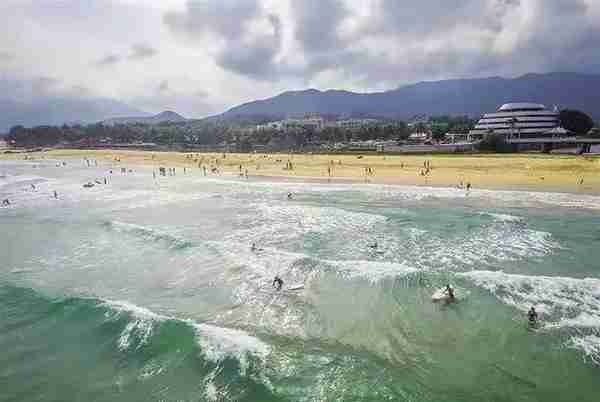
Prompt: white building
<box><xmin>256</xmin><ymin>117</ymin><xmax>325</xmax><ymax>132</ymax></box>
<box><xmin>333</xmin><ymin>119</ymin><xmax>379</xmax><ymax>130</ymax></box>
<box><xmin>469</xmin><ymin>103</ymin><xmax>560</xmax><ymax>139</ymax></box>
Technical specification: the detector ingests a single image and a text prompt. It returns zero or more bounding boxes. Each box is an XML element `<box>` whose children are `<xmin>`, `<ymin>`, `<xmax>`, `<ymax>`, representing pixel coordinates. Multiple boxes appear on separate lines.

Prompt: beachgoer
<box><xmin>251</xmin><ymin>243</ymin><xmax>257</xmax><ymax>252</ymax></box>
<box><xmin>444</xmin><ymin>284</ymin><xmax>455</xmax><ymax>302</ymax></box>
<box><xmin>528</xmin><ymin>306</ymin><xmax>538</xmax><ymax>326</ymax></box>
<box><xmin>104</xmin><ymin>177</ymin><xmax>107</xmax><ymax>185</ymax></box>
<box><xmin>53</xmin><ymin>190</ymin><xmax>58</xmax><ymax>199</ymax></box>
<box><xmin>272</xmin><ymin>276</ymin><xmax>284</xmax><ymax>291</ymax></box>
<box><xmin>466</xmin><ymin>182</ymin><xmax>471</xmax><ymax>191</ymax></box>
<box><xmin>245</xmin><ymin>169</ymin><xmax>248</xmax><ymax>179</ymax></box>
<box><xmin>31</xmin><ymin>184</ymin><xmax>36</xmax><ymax>190</ymax></box>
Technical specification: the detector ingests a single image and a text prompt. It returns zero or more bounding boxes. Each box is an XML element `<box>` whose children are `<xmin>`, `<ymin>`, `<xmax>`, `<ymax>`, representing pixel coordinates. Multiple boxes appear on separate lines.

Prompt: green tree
<box><xmin>559</xmin><ymin>109</ymin><xmax>594</xmax><ymax>135</ymax></box>
<box><xmin>476</xmin><ymin>133</ymin><xmax>512</xmax><ymax>153</ymax></box>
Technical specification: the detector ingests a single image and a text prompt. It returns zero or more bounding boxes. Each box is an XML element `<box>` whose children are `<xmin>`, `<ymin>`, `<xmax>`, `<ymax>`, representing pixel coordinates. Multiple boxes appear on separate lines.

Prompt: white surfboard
<box><xmin>286</xmin><ymin>284</ymin><xmax>304</xmax><ymax>291</ymax></box>
<box><xmin>431</xmin><ymin>286</ymin><xmax>454</xmax><ymax>302</ymax></box>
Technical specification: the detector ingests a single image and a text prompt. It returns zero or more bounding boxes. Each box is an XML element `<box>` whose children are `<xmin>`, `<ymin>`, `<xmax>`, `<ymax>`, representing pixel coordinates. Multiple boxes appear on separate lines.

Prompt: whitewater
<box><xmin>1</xmin><ymin>158</ymin><xmax>600</xmax><ymax>401</ymax></box>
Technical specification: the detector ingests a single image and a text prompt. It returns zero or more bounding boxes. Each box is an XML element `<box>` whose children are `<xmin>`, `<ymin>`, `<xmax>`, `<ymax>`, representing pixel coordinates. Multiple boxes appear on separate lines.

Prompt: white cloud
<box><xmin>0</xmin><ymin>0</ymin><xmax>599</xmax><ymax>119</ymax></box>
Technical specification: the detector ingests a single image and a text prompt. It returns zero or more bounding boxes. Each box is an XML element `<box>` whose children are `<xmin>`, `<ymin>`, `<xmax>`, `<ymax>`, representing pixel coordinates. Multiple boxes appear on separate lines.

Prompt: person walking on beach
<box><xmin>53</xmin><ymin>190</ymin><xmax>58</xmax><ymax>199</ymax></box>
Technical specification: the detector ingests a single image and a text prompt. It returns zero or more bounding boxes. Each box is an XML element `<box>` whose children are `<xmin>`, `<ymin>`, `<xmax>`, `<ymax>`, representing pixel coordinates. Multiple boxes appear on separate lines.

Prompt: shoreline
<box><xmin>2</xmin><ymin>148</ymin><xmax>600</xmax><ymax>195</ymax></box>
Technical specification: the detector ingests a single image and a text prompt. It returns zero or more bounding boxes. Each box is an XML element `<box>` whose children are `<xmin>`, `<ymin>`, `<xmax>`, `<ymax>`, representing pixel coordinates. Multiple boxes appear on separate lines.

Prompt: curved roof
<box><xmin>498</xmin><ymin>103</ymin><xmax>546</xmax><ymax>111</ymax></box>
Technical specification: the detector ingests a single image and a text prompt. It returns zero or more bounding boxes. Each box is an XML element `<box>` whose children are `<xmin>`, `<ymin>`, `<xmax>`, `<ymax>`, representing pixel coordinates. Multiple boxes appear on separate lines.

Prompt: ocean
<box><xmin>1</xmin><ymin>158</ymin><xmax>600</xmax><ymax>401</ymax></box>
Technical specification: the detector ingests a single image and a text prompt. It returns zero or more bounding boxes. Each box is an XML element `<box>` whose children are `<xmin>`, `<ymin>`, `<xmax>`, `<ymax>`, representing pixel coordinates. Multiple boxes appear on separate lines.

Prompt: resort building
<box><xmin>469</xmin><ymin>103</ymin><xmax>560</xmax><ymax>139</ymax></box>
<box><xmin>256</xmin><ymin>116</ymin><xmax>325</xmax><ymax>132</ymax></box>
<box><xmin>332</xmin><ymin>119</ymin><xmax>380</xmax><ymax>130</ymax></box>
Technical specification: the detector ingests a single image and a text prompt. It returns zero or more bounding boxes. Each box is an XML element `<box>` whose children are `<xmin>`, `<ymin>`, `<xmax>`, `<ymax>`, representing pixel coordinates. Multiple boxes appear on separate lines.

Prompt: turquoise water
<box><xmin>1</xmin><ymin>159</ymin><xmax>600</xmax><ymax>401</ymax></box>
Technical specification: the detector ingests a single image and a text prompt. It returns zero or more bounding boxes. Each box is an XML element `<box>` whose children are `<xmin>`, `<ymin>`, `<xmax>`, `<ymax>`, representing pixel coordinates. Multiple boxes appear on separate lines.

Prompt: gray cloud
<box><xmin>0</xmin><ymin>51</ymin><xmax>14</xmax><ymax>61</ymax></box>
<box><xmin>164</xmin><ymin>0</ymin><xmax>283</xmax><ymax>80</ymax></box>
<box><xmin>95</xmin><ymin>54</ymin><xmax>121</xmax><ymax>67</ymax></box>
<box><xmin>129</xmin><ymin>80</ymin><xmax>218</xmax><ymax>117</ymax></box>
<box><xmin>129</xmin><ymin>44</ymin><xmax>158</xmax><ymax>60</ymax></box>
<box><xmin>158</xmin><ymin>80</ymin><xmax>169</xmax><ymax>92</ymax></box>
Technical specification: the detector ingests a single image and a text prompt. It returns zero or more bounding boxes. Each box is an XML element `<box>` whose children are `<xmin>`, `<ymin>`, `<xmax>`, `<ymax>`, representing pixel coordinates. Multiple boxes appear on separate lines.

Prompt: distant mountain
<box><xmin>0</xmin><ymin>97</ymin><xmax>148</xmax><ymax>133</ymax></box>
<box><xmin>217</xmin><ymin>72</ymin><xmax>600</xmax><ymax>121</ymax></box>
<box><xmin>103</xmin><ymin>110</ymin><xmax>187</xmax><ymax>125</ymax></box>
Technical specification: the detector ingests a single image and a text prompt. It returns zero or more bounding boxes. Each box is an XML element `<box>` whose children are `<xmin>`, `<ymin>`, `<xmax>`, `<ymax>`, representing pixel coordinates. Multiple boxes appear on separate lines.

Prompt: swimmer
<box><xmin>272</xmin><ymin>275</ymin><xmax>284</xmax><ymax>291</ymax></box>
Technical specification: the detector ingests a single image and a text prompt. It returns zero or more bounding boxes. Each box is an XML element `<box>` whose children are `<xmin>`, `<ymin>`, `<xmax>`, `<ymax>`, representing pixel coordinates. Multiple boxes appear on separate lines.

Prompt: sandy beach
<box><xmin>2</xmin><ymin>148</ymin><xmax>600</xmax><ymax>194</ymax></box>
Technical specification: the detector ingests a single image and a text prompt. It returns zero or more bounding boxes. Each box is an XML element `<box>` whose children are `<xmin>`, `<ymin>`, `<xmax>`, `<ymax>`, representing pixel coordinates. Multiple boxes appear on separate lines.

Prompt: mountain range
<box><xmin>0</xmin><ymin>96</ymin><xmax>148</xmax><ymax>133</ymax></box>
<box><xmin>219</xmin><ymin>72</ymin><xmax>600</xmax><ymax>121</ymax></box>
<box><xmin>103</xmin><ymin>111</ymin><xmax>186</xmax><ymax>125</ymax></box>
<box><xmin>2</xmin><ymin>72</ymin><xmax>599</xmax><ymax>134</ymax></box>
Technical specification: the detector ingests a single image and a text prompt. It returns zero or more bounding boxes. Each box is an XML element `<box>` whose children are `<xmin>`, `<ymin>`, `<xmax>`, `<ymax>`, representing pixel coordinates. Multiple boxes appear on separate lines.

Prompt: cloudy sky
<box><xmin>1</xmin><ymin>0</ymin><xmax>599</xmax><ymax>117</ymax></box>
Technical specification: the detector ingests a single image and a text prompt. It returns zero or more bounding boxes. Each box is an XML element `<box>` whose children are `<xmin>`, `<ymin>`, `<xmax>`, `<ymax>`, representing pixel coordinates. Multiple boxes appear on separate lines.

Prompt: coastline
<box><xmin>2</xmin><ymin>148</ymin><xmax>600</xmax><ymax>195</ymax></box>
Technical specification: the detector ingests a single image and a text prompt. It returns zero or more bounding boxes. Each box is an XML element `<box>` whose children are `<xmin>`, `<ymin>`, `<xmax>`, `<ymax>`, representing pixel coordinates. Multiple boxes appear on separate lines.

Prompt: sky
<box><xmin>1</xmin><ymin>0</ymin><xmax>599</xmax><ymax>118</ymax></box>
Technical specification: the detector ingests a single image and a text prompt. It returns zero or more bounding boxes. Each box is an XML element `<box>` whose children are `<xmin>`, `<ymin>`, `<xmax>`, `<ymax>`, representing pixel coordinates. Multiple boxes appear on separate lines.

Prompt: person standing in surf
<box><xmin>528</xmin><ymin>306</ymin><xmax>538</xmax><ymax>326</ymax></box>
<box><xmin>273</xmin><ymin>276</ymin><xmax>283</xmax><ymax>291</ymax></box>
<box><xmin>444</xmin><ymin>284</ymin><xmax>455</xmax><ymax>302</ymax></box>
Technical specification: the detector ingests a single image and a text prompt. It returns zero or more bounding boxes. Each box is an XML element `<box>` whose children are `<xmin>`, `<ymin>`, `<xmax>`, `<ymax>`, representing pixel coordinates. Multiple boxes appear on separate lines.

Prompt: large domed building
<box><xmin>469</xmin><ymin>103</ymin><xmax>561</xmax><ymax>139</ymax></box>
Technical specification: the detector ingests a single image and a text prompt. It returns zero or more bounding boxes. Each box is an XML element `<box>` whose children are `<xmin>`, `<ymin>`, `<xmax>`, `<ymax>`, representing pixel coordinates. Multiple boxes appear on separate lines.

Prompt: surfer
<box><xmin>2</xmin><ymin>198</ymin><xmax>10</xmax><ymax>206</ymax></box>
<box><xmin>444</xmin><ymin>284</ymin><xmax>455</xmax><ymax>302</ymax></box>
<box><xmin>272</xmin><ymin>275</ymin><xmax>284</xmax><ymax>291</ymax></box>
<box><xmin>528</xmin><ymin>306</ymin><xmax>538</xmax><ymax>326</ymax></box>
<box><xmin>287</xmin><ymin>192</ymin><xmax>293</xmax><ymax>200</ymax></box>
<box><xmin>53</xmin><ymin>190</ymin><xmax>58</xmax><ymax>199</ymax></box>
<box><xmin>368</xmin><ymin>241</ymin><xmax>378</xmax><ymax>249</ymax></box>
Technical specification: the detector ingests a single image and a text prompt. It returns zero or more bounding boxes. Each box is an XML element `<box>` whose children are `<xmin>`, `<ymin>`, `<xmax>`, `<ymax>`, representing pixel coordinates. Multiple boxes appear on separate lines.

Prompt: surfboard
<box><xmin>286</xmin><ymin>284</ymin><xmax>304</xmax><ymax>291</ymax></box>
<box><xmin>431</xmin><ymin>286</ymin><xmax>454</xmax><ymax>302</ymax></box>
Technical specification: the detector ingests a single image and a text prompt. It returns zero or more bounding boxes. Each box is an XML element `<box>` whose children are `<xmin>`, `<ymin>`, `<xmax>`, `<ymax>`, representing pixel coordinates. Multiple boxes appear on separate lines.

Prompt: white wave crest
<box><xmin>101</xmin><ymin>299</ymin><xmax>270</xmax><ymax>369</ymax></box>
<box><xmin>459</xmin><ymin>270</ymin><xmax>600</xmax><ymax>326</ymax></box>
<box><xmin>567</xmin><ymin>335</ymin><xmax>600</xmax><ymax>365</ymax></box>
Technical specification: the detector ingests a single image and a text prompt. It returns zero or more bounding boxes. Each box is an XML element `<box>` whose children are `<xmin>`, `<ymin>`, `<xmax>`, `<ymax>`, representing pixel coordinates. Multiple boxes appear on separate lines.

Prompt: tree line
<box><xmin>5</xmin><ymin>116</ymin><xmax>478</xmax><ymax>149</ymax></box>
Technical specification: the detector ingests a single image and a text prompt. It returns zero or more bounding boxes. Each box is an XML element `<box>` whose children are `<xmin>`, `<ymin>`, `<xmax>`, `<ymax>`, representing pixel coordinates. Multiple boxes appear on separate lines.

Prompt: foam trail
<box><xmin>103</xmin><ymin>221</ymin><xmax>193</xmax><ymax>249</ymax></box>
<box><xmin>568</xmin><ymin>335</ymin><xmax>600</xmax><ymax>365</ymax></box>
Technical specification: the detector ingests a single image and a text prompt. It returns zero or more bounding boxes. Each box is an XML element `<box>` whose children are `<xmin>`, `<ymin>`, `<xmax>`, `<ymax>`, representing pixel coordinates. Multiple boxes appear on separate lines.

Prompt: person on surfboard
<box><xmin>444</xmin><ymin>284</ymin><xmax>455</xmax><ymax>302</ymax></box>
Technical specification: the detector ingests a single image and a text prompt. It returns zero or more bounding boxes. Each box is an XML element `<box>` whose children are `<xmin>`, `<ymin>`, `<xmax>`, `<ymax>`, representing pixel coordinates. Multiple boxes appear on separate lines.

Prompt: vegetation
<box><xmin>430</xmin><ymin>116</ymin><xmax>476</xmax><ymax>140</ymax></box>
<box><xmin>4</xmin><ymin>115</ymin><xmax>476</xmax><ymax>150</ymax></box>
<box><xmin>559</xmin><ymin>109</ymin><xmax>594</xmax><ymax>135</ymax></box>
<box><xmin>476</xmin><ymin>133</ymin><xmax>512</xmax><ymax>153</ymax></box>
